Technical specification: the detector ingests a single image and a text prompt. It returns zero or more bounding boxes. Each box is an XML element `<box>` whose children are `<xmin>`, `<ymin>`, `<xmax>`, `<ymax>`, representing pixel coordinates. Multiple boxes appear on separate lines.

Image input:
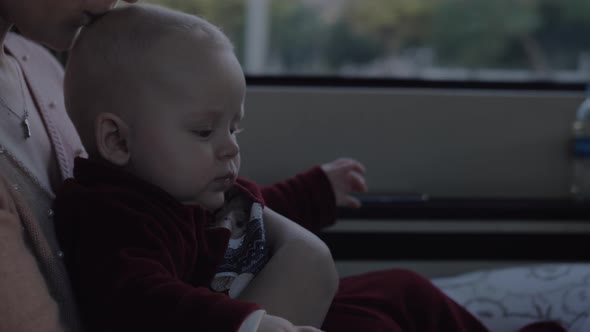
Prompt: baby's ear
<box><xmin>95</xmin><ymin>113</ymin><xmax>130</xmax><ymax>166</ymax></box>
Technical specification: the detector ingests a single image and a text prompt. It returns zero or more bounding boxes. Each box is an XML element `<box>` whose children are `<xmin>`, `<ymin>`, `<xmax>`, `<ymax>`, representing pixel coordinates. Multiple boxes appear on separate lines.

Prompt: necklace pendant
<box><xmin>22</xmin><ymin>118</ymin><xmax>31</xmax><ymax>139</ymax></box>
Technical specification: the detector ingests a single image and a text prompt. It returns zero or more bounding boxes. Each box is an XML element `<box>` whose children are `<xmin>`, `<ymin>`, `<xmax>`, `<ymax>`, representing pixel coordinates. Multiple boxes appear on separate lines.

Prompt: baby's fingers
<box><xmin>339</xmin><ymin>158</ymin><xmax>366</xmax><ymax>174</ymax></box>
<box><xmin>347</xmin><ymin>171</ymin><xmax>368</xmax><ymax>193</ymax></box>
<box><xmin>341</xmin><ymin>194</ymin><xmax>362</xmax><ymax>209</ymax></box>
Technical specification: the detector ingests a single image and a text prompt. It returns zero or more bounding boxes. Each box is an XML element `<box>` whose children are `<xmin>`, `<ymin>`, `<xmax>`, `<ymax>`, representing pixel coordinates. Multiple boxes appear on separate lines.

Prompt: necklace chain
<box><xmin>0</xmin><ymin>57</ymin><xmax>31</xmax><ymax>139</ymax></box>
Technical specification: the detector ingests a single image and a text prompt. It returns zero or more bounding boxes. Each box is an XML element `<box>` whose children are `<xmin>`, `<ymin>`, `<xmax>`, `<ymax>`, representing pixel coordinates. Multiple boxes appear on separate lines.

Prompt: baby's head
<box><xmin>65</xmin><ymin>4</ymin><xmax>246</xmax><ymax>210</ymax></box>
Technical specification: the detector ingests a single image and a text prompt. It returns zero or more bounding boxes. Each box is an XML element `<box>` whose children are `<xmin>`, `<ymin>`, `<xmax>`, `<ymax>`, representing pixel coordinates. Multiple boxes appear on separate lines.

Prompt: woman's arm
<box><xmin>0</xmin><ymin>177</ymin><xmax>61</xmax><ymax>332</ymax></box>
<box><xmin>237</xmin><ymin>207</ymin><xmax>339</xmax><ymax>328</ymax></box>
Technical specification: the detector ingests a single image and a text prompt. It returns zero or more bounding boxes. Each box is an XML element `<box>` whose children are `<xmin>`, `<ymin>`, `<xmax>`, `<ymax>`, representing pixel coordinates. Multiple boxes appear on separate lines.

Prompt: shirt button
<box><xmin>12</xmin><ymin>184</ymin><xmax>18</xmax><ymax>190</ymax></box>
<box><xmin>48</xmin><ymin>209</ymin><xmax>54</xmax><ymax>218</ymax></box>
<box><xmin>48</xmin><ymin>102</ymin><xmax>56</xmax><ymax>108</ymax></box>
<box><xmin>21</xmin><ymin>55</ymin><xmax>29</xmax><ymax>61</ymax></box>
<box><xmin>57</xmin><ymin>251</ymin><xmax>64</xmax><ymax>258</ymax></box>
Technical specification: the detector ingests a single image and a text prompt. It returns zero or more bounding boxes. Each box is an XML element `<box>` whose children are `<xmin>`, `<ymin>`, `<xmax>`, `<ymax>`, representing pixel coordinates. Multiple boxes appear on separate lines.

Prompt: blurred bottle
<box><xmin>571</xmin><ymin>83</ymin><xmax>590</xmax><ymax>201</ymax></box>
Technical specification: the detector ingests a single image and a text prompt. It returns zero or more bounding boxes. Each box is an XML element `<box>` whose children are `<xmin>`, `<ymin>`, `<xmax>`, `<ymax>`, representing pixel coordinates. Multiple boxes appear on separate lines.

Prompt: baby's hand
<box><xmin>257</xmin><ymin>314</ymin><xmax>324</xmax><ymax>332</ymax></box>
<box><xmin>320</xmin><ymin>158</ymin><xmax>368</xmax><ymax>208</ymax></box>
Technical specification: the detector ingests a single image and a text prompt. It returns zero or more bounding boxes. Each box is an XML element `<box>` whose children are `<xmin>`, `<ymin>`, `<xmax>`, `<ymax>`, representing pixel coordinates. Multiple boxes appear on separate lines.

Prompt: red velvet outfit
<box><xmin>55</xmin><ymin>157</ymin><xmax>564</xmax><ymax>332</ymax></box>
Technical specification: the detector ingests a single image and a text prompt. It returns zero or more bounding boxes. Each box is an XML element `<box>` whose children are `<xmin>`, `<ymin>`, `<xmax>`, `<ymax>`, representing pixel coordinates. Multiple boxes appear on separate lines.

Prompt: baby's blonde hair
<box><xmin>64</xmin><ymin>4</ymin><xmax>234</xmax><ymax>157</ymax></box>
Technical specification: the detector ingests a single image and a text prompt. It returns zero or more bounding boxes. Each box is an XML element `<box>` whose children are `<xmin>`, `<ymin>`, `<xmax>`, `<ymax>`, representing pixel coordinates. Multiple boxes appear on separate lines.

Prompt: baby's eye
<box><xmin>192</xmin><ymin>129</ymin><xmax>213</xmax><ymax>138</ymax></box>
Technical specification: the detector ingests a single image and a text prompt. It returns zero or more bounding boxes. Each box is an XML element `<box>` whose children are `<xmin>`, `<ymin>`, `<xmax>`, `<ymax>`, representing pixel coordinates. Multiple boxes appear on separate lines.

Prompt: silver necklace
<box><xmin>0</xmin><ymin>58</ymin><xmax>31</xmax><ymax>139</ymax></box>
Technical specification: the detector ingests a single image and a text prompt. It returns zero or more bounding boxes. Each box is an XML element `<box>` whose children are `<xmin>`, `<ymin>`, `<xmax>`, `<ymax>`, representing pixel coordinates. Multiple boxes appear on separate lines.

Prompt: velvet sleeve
<box><xmin>54</xmin><ymin>185</ymin><xmax>261</xmax><ymax>332</ymax></box>
<box><xmin>260</xmin><ymin>166</ymin><xmax>336</xmax><ymax>233</ymax></box>
<box><xmin>235</xmin><ymin>177</ymin><xmax>265</xmax><ymax>207</ymax></box>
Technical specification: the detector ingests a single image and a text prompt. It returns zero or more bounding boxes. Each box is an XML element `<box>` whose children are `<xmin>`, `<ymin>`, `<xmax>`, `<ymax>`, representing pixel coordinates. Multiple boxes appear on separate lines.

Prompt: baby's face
<box><xmin>126</xmin><ymin>34</ymin><xmax>246</xmax><ymax>210</ymax></box>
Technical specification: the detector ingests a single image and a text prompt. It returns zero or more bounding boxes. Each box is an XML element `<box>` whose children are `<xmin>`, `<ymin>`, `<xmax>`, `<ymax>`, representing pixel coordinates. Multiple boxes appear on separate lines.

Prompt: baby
<box><xmin>55</xmin><ymin>4</ymin><xmax>328</xmax><ymax>332</ymax></box>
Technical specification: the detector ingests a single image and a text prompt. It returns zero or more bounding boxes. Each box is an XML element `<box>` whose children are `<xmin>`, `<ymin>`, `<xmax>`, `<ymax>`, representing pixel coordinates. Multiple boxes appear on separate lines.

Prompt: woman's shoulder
<box><xmin>0</xmin><ymin>175</ymin><xmax>18</xmax><ymax>218</ymax></box>
<box><xmin>5</xmin><ymin>32</ymin><xmax>64</xmax><ymax>75</ymax></box>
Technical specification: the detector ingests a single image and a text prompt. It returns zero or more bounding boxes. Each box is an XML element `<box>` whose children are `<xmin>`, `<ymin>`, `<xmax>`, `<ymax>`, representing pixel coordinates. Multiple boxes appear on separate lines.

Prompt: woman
<box><xmin>0</xmin><ymin>1</ymin><xmax>136</xmax><ymax>331</ymax></box>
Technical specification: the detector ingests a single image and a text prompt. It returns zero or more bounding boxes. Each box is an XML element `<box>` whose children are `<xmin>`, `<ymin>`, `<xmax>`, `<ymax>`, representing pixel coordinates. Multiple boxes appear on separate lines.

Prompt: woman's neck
<box><xmin>0</xmin><ymin>16</ymin><xmax>12</xmax><ymax>61</ymax></box>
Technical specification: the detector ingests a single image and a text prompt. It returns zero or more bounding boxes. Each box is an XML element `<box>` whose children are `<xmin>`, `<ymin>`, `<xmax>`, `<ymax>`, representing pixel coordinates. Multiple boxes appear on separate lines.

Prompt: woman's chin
<box><xmin>31</xmin><ymin>26</ymin><xmax>80</xmax><ymax>51</ymax></box>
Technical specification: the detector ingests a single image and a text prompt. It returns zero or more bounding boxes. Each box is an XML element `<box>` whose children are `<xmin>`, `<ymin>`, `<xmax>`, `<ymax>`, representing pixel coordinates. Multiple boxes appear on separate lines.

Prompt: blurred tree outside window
<box><xmin>140</xmin><ymin>0</ymin><xmax>590</xmax><ymax>83</ymax></box>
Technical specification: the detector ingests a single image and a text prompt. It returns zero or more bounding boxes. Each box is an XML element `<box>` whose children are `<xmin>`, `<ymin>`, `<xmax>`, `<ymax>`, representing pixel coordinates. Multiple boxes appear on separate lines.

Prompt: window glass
<box><xmin>141</xmin><ymin>0</ymin><xmax>590</xmax><ymax>83</ymax></box>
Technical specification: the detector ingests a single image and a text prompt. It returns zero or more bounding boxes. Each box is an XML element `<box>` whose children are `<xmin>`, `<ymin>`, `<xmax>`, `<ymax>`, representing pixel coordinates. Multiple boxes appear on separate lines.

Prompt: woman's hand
<box><xmin>321</xmin><ymin>158</ymin><xmax>368</xmax><ymax>208</ymax></box>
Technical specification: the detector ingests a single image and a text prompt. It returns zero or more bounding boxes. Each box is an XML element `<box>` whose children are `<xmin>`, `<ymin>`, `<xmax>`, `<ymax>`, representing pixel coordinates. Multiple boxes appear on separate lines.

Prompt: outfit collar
<box><xmin>72</xmin><ymin>157</ymin><xmax>207</xmax><ymax>217</ymax></box>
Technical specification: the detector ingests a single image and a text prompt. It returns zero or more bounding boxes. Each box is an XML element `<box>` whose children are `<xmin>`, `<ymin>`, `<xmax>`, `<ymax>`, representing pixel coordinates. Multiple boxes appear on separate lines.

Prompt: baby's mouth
<box><xmin>212</xmin><ymin>174</ymin><xmax>236</xmax><ymax>191</ymax></box>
